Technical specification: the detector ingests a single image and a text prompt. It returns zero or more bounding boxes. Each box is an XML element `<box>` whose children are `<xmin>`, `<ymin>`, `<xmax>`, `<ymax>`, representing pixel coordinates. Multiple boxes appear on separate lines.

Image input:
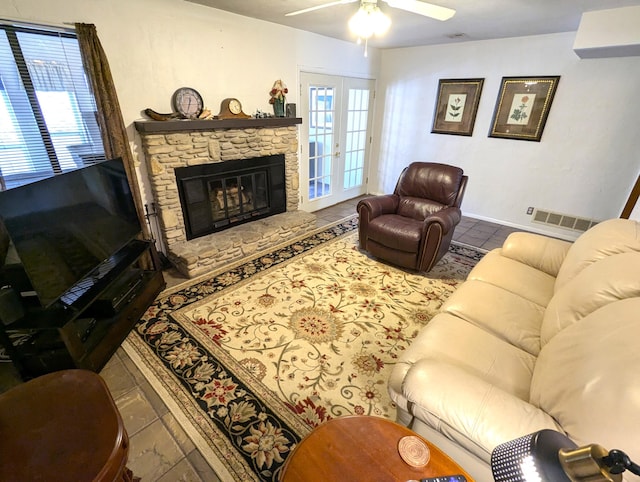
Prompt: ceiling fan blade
<box><xmin>384</xmin><ymin>0</ymin><xmax>455</xmax><ymax>21</ymax></box>
<box><xmin>285</xmin><ymin>0</ymin><xmax>358</xmax><ymax>17</ymax></box>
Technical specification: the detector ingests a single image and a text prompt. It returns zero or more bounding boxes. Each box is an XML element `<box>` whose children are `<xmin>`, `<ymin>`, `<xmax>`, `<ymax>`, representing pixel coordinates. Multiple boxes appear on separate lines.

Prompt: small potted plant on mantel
<box><xmin>269</xmin><ymin>79</ymin><xmax>288</xmax><ymax>117</ymax></box>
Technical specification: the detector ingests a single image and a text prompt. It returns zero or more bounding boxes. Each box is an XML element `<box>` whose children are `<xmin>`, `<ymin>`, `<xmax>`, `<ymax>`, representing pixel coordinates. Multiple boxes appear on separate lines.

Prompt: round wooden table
<box><xmin>280</xmin><ymin>415</ymin><xmax>473</xmax><ymax>482</ymax></box>
<box><xmin>0</xmin><ymin>369</ymin><xmax>136</xmax><ymax>481</ymax></box>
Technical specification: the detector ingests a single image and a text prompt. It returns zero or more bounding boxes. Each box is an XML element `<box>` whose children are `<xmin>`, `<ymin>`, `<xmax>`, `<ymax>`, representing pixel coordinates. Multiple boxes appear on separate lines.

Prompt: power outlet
<box><xmin>526</xmin><ymin>206</ymin><xmax>534</xmax><ymax>215</ymax></box>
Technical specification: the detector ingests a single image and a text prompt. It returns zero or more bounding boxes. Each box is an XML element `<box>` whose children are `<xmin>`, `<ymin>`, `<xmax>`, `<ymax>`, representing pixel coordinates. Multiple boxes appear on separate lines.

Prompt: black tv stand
<box><xmin>0</xmin><ymin>239</ymin><xmax>165</xmax><ymax>379</ymax></box>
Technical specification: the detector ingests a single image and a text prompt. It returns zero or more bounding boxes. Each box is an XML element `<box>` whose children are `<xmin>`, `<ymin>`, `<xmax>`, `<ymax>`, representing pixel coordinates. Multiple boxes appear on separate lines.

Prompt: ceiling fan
<box><xmin>285</xmin><ymin>0</ymin><xmax>456</xmax><ymax>22</ymax></box>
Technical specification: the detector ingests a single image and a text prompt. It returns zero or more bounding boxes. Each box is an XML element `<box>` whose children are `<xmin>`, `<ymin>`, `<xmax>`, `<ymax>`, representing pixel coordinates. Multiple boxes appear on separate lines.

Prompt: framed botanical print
<box><xmin>431</xmin><ymin>78</ymin><xmax>484</xmax><ymax>136</ymax></box>
<box><xmin>489</xmin><ymin>76</ymin><xmax>560</xmax><ymax>141</ymax></box>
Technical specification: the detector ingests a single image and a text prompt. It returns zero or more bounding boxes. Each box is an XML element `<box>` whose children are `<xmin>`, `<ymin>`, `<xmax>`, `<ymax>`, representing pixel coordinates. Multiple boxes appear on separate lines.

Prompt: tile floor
<box><xmin>454</xmin><ymin>213</ymin><xmax>523</xmax><ymax>251</ymax></box>
<box><xmin>0</xmin><ymin>196</ymin><xmax>522</xmax><ymax>481</ymax></box>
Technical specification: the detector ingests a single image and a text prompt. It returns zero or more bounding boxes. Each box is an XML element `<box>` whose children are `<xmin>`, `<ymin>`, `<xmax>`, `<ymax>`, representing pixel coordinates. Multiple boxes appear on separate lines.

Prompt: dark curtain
<box><xmin>74</xmin><ymin>23</ymin><xmax>151</xmax><ymax>241</ymax></box>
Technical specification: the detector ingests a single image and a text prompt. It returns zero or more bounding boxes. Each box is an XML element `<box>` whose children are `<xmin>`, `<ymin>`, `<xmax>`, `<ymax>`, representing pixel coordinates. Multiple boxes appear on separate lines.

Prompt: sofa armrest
<box><xmin>357</xmin><ymin>194</ymin><xmax>398</xmax><ymax>218</ymax></box>
<box><xmin>501</xmin><ymin>232</ymin><xmax>572</xmax><ymax>277</ymax></box>
<box><xmin>402</xmin><ymin>359</ymin><xmax>562</xmax><ymax>459</ymax></box>
<box><xmin>415</xmin><ymin>206</ymin><xmax>462</xmax><ymax>271</ymax></box>
<box><xmin>357</xmin><ymin>195</ymin><xmax>399</xmax><ymax>250</ymax></box>
<box><xmin>423</xmin><ymin>206</ymin><xmax>461</xmax><ymax>235</ymax></box>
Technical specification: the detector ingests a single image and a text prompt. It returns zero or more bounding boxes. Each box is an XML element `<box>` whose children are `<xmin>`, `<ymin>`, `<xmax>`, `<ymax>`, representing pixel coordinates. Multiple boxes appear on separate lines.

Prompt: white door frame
<box><xmin>299</xmin><ymin>72</ymin><xmax>375</xmax><ymax>212</ymax></box>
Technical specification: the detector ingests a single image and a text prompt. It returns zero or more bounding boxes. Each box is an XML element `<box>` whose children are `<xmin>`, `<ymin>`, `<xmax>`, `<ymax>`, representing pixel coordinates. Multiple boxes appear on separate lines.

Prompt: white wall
<box><xmin>372</xmin><ymin>32</ymin><xmax>640</xmax><ymax>238</ymax></box>
<box><xmin>4</xmin><ymin>1</ymin><xmax>640</xmax><ymax>234</ymax></box>
<box><xmin>1</xmin><ymin>0</ymin><xmax>380</xmax><ymax>205</ymax></box>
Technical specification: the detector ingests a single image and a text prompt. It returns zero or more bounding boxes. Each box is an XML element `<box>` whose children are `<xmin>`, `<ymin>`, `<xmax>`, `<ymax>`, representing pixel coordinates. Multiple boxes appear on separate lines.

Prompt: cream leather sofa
<box><xmin>389</xmin><ymin>218</ymin><xmax>640</xmax><ymax>481</ymax></box>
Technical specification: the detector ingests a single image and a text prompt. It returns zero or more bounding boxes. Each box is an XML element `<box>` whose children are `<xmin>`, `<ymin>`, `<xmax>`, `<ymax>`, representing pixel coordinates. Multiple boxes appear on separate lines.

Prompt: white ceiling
<box><xmin>184</xmin><ymin>0</ymin><xmax>640</xmax><ymax>49</ymax></box>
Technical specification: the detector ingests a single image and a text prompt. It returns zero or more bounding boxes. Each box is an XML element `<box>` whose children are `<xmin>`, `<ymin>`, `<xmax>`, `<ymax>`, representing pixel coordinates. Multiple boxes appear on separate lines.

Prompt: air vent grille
<box><xmin>531</xmin><ymin>209</ymin><xmax>599</xmax><ymax>232</ymax></box>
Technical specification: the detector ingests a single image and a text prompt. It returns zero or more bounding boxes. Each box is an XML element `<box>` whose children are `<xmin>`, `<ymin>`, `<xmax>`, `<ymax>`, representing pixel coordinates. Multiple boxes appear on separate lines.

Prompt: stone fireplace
<box><xmin>134</xmin><ymin>118</ymin><xmax>316</xmax><ymax>278</ymax></box>
<box><xmin>175</xmin><ymin>153</ymin><xmax>287</xmax><ymax>240</ymax></box>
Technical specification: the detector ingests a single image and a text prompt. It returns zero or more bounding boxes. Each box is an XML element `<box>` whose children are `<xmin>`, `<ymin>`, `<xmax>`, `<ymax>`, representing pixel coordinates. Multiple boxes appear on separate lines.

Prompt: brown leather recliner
<box><xmin>357</xmin><ymin>162</ymin><xmax>468</xmax><ymax>272</ymax></box>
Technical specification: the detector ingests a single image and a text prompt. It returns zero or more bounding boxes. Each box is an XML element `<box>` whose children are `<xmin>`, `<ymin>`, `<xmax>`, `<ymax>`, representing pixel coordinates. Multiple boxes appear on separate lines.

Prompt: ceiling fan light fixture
<box><xmin>348</xmin><ymin>3</ymin><xmax>391</xmax><ymax>39</ymax></box>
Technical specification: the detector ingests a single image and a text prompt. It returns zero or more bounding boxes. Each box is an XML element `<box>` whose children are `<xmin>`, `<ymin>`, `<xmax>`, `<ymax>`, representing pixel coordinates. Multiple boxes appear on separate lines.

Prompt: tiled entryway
<box><xmin>0</xmin><ymin>195</ymin><xmax>523</xmax><ymax>480</ymax></box>
<box><xmin>454</xmin><ymin>214</ymin><xmax>522</xmax><ymax>251</ymax></box>
<box><xmin>100</xmin><ymin>349</ymin><xmax>220</xmax><ymax>481</ymax></box>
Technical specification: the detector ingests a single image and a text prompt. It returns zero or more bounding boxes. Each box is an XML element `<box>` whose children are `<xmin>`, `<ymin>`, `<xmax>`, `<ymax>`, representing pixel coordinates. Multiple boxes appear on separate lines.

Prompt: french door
<box><xmin>300</xmin><ymin>72</ymin><xmax>374</xmax><ymax>212</ymax></box>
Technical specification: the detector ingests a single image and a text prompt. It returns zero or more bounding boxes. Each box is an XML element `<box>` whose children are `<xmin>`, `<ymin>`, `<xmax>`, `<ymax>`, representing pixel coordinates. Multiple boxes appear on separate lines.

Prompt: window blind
<box><xmin>0</xmin><ymin>22</ymin><xmax>105</xmax><ymax>190</ymax></box>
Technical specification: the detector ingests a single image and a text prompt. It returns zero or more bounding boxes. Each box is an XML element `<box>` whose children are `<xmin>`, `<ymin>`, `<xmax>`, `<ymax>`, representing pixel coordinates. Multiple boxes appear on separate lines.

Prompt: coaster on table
<box><xmin>398</xmin><ymin>435</ymin><xmax>430</xmax><ymax>467</ymax></box>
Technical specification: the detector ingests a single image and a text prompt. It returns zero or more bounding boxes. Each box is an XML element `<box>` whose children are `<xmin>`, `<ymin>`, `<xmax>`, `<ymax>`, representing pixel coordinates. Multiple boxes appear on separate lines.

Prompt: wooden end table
<box><xmin>280</xmin><ymin>415</ymin><xmax>474</xmax><ymax>482</ymax></box>
<box><xmin>0</xmin><ymin>369</ymin><xmax>137</xmax><ymax>481</ymax></box>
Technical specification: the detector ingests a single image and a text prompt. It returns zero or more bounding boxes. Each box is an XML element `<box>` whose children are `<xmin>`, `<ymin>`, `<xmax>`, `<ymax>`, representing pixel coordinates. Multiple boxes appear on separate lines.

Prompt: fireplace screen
<box><xmin>176</xmin><ymin>154</ymin><xmax>286</xmax><ymax>240</ymax></box>
<box><xmin>209</xmin><ymin>173</ymin><xmax>266</xmax><ymax>222</ymax></box>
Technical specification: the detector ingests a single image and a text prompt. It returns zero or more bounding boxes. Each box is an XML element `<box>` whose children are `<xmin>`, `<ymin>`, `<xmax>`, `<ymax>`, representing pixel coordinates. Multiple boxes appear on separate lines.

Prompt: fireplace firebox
<box><xmin>175</xmin><ymin>154</ymin><xmax>286</xmax><ymax>240</ymax></box>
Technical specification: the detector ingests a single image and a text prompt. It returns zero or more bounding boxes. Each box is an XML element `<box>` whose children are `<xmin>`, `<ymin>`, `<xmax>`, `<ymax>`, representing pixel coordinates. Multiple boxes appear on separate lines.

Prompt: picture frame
<box><xmin>489</xmin><ymin>76</ymin><xmax>560</xmax><ymax>141</ymax></box>
<box><xmin>431</xmin><ymin>78</ymin><xmax>484</xmax><ymax>136</ymax></box>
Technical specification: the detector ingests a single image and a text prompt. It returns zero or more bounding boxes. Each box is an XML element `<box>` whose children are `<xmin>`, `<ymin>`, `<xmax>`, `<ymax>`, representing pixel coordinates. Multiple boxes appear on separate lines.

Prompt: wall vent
<box><xmin>531</xmin><ymin>209</ymin><xmax>599</xmax><ymax>232</ymax></box>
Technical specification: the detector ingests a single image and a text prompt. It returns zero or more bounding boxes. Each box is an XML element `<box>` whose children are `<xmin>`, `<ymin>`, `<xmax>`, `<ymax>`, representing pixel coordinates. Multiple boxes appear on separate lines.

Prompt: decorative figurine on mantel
<box><xmin>269</xmin><ymin>79</ymin><xmax>288</xmax><ymax>117</ymax></box>
<box><xmin>254</xmin><ymin>109</ymin><xmax>274</xmax><ymax>118</ymax></box>
<box><xmin>143</xmin><ymin>107</ymin><xmax>213</xmax><ymax>121</ymax></box>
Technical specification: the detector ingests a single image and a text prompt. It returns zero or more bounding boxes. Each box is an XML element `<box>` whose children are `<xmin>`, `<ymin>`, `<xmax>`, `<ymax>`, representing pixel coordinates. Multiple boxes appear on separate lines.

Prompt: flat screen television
<box><xmin>0</xmin><ymin>158</ymin><xmax>142</xmax><ymax>308</ymax></box>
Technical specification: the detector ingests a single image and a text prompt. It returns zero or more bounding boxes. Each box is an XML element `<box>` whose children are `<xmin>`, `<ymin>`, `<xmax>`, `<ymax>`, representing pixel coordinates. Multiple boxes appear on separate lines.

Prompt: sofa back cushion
<box><xmin>554</xmin><ymin>219</ymin><xmax>640</xmax><ymax>291</ymax></box>
<box><xmin>540</xmin><ymin>252</ymin><xmax>640</xmax><ymax>345</ymax></box>
<box><xmin>395</xmin><ymin>162</ymin><xmax>464</xmax><ymax>207</ymax></box>
<box><xmin>397</xmin><ymin>196</ymin><xmax>445</xmax><ymax>220</ymax></box>
<box><xmin>530</xmin><ymin>298</ymin><xmax>640</xmax><ymax>462</ymax></box>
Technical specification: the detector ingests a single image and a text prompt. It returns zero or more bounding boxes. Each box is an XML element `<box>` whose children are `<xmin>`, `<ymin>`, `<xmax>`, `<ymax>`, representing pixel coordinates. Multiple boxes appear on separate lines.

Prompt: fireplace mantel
<box><xmin>134</xmin><ymin>117</ymin><xmax>302</xmax><ymax>134</ymax></box>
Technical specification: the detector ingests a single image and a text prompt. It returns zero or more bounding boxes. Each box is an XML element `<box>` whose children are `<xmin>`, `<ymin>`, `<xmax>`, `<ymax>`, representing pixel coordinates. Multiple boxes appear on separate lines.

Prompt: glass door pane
<box><xmin>344</xmin><ymin>88</ymin><xmax>369</xmax><ymax>190</ymax></box>
<box><xmin>308</xmin><ymin>85</ymin><xmax>335</xmax><ymax>201</ymax></box>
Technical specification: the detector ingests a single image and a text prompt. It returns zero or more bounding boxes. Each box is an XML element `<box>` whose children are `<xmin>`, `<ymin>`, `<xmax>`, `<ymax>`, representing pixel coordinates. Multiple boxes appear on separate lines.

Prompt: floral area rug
<box><xmin>124</xmin><ymin>218</ymin><xmax>484</xmax><ymax>482</ymax></box>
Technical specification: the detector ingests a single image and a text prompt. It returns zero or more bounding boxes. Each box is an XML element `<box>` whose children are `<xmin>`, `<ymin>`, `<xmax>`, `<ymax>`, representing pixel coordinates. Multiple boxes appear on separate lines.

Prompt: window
<box><xmin>0</xmin><ymin>23</ymin><xmax>105</xmax><ymax>190</ymax></box>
